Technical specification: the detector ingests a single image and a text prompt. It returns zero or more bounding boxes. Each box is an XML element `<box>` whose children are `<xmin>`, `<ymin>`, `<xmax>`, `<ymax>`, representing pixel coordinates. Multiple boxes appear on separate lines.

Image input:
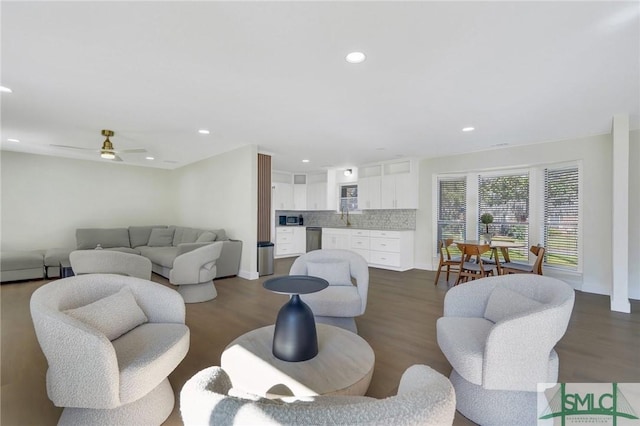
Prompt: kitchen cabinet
<box><xmin>272</xmin><ymin>182</ymin><xmax>293</xmax><ymax>210</ymax></box>
<box><xmin>322</xmin><ymin>227</ymin><xmax>414</xmax><ymax>271</ymax></box>
<box><xmin>358</xmin><ymin>176</ymin><xmax>381</xmax><ymax>210</ymax></box>
<box><xmin>306</xmin><ymin>182</ymin><xmax>327</xmax><ymax>210</ymax></box>
<box><xmin>275</xmin><ymin>226</ymin><xmax>306</xmax><ymax>258</ymax></box>
<box><xmin>293</xmin><ymin>184</ymin><xmax>307</xmax><ymax>210</ymax></box>
<box><xmin>380</xmin><ymin>160</ymin><xmax>418</xmax><ymax>209</ymax></box>
<box><xmin>322</xmin><ymin>228</ymin><xmax>350</xmax><ymax>250</ymax></box>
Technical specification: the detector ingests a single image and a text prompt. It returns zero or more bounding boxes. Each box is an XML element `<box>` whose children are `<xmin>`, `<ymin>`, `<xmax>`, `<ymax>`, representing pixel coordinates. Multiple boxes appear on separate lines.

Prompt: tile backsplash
<box><xmin>276</xmin><ymin>209</ymin><xmax>416</xmax><ymax>230</ymax></box>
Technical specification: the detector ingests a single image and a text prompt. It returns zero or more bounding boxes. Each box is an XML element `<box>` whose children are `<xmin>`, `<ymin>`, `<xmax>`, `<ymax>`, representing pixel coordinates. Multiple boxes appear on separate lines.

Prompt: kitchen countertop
<box><xmin>276</xmin><ymin>225</ymin><xmax>415</xmax><ymax>231</ymax></box>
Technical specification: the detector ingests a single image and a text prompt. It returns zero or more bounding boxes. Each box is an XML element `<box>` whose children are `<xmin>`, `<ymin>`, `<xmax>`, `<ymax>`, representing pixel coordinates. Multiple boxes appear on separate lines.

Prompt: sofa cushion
<box><xmin>138</xmin><ymin>246</ymin><xmax>179</xmax><ymax>268</ymax></box>
<box><xmin>210</xmin><ymin>229</ymin><xmax>228</xmax><ymax>241</ymax></box>
<box><xmin>436</xmin><ymin>317</ymin><xmax>494</xmax><ymax>386</ymax></box>
<box><xmin>64</xmin><ymin>287</ymin><xmax>148</xmax><ymax>341</ymax></box>
<box><xmin>104</xmin><ymin>247</ymin><xmax>141</xmax><ymax>255</ymax></box>
<box><xmin>112</xmin><ymin>322</ymin><xmax>190</xmax><ymax>404</ymax></box>
<box><xmin>170</xmin><ymin>227</ymin><xmax>198</xmax><ymax>246</ymax></box>
<box><xmin>129</xmin><ymin>226</ymin><xmax>167</xmax><ymax>248</ymax></box>
<box><xmin>196</xmin><ymin>231</ymin><xmax>217</xmax><ymax>243</ymax></box>
<box><xmin>76</xmin><ymin>228</ymin><xmax>131</xmax><ymax>250</ymax></box>
<box><xmin>1</xmin><ymin>250</ymin><xmax>44</xmax><ymax>270</ymax></box>
<box><xmin>43</xmin><ymin>248</ymin><xmax>73</xmax><ymax>267</ymax></box>
<box><xmin>484</xmin><ymin>286</ymin><xmax>543</xmax><ymax>323</ymax></box>
<box><xmin>306</xmin><ymin>261</ymin><xmax>352</xmax><ymax>286</ymax></box>
<box><xmin>148</xmin><ymin>228</ymin><xmax>175</xmax><ymax>247</ymax></box>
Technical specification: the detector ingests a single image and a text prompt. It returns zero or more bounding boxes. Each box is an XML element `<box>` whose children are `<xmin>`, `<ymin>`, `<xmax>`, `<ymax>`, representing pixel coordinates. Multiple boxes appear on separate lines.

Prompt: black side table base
<box><xmin>272</xmin><ymin>294</ymin><xmax>318</xmax><ymax>362</ymax></box>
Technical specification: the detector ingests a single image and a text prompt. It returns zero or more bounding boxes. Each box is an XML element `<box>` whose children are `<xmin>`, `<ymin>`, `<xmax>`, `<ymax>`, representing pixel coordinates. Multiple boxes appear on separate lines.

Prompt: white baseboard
<box><xmin>413</xmin><ymin>262</ymin><xmax>434</xmax><ymax>271</ymax></box>
<box><xmin>238</xmin><ymin>270</ymin><xmax>259</xmax><ymax>280</ymax></box>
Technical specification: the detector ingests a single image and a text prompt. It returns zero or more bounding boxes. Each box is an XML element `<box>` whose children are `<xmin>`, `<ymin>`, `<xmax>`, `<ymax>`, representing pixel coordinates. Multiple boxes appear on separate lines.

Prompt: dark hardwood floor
<box><xmin>1</xmin><ymin>258</ymin><xmax>638</xmax><ymax>425</ymax></box>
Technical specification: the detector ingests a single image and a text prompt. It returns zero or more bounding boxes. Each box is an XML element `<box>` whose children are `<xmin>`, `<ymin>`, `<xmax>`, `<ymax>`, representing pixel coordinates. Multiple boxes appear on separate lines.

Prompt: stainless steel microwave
<box><xmin>286</xmin><ymin>216</ymin><xmax>299</xmax><ymax>226</ymax></box>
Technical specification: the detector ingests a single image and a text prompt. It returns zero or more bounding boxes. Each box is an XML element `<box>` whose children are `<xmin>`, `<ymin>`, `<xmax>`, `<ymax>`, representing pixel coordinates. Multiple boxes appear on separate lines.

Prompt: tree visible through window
<box><xmin>478</xmin><ymin>173</ymin><xmax>529</xmax><ymax>260</ymax></box>
<box><xmin>340</xmin><ymin>184</ymin><xmax>358</xmax><ymax>212</ymax></box>
<box><xmin>437</xmin><ymin>177</ymin><xmax>466</xmax><ymax>253</ymax></box>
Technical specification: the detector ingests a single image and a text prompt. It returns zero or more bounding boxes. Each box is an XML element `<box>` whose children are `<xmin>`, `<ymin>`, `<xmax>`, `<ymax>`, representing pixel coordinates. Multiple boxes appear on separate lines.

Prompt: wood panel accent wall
<box><xmin>257</xmin><ymin>153</ymin><xmax>272</xmax><ymax>242</ymax></box>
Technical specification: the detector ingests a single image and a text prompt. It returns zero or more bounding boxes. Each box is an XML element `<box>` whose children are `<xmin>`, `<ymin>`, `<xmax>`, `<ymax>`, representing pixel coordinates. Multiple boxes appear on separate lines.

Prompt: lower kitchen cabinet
<box><xmin>324</xmin><ymin>228</ymin><xmax>414</xmax><ymax>271</ymax></box>
<box><xmin>275</xmin><ymin>227</ymin><xmax>306</xmax><ymax>258</ymax></box>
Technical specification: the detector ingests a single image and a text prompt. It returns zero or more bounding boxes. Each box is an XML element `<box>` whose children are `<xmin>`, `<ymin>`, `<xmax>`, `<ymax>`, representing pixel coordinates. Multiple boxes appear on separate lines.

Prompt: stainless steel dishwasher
<box><xmin>306</xmin><ymin>227</ymin><xmax>322</xmax><ymax>252</ymax></box>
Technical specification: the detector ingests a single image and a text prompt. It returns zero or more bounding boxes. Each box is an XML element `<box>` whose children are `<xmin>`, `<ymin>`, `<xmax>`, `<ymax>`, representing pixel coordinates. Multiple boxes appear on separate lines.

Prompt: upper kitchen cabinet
<box><xmin>272</xmin><ymin>171</ymin><xmax>293</xmax><ymax>210</ymax></box>
<box><xmin>306</xmin><ymin>173</ymin><xmax>328</xmax><ymax>210</ymax></box>
<box><xmin>380</xmin><ymin>160</ymin><xmax>418</xmax><ymax>209</ymax></box>
<box><xmin>293</xmin><ymin>174</ymin><xmax>307</xmax><ymax>210</ymax></box>
<box><xmin>358</xmin><ymin>165</ymin><xmax>382</xmax><ymax>210</ymax></box>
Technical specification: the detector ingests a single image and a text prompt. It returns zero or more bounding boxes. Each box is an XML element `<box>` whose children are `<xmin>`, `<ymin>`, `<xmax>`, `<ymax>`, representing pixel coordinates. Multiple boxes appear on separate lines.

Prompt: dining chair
<box><xmin>501</xmin><ymin>245</ymin><xmax>545</xmax><ymax>275</ymax></box>
<box><xmin>433</xmin><ymin>238</ymin><xmax>461</xmax><ymax>285</ymax></box>
<box><xmin>454</xmin><ymin>243</ymin><xmax>497</xmax><ymax>285</ymax></box>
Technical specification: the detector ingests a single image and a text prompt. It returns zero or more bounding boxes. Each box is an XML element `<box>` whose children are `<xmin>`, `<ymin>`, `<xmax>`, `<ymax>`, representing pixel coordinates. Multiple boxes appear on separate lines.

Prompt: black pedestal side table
<box><xmin>263</xmin><ymin>275</ymin><xmax>329</xmax><ymax>362</ymax></box>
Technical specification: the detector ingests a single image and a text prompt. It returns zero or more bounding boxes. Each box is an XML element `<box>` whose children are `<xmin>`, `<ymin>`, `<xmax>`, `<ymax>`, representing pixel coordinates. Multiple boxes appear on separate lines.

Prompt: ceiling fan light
<box><xmin>101</xmin><ymin>152</ymin><xmax>115</xmax><ymax>160</ymax></box>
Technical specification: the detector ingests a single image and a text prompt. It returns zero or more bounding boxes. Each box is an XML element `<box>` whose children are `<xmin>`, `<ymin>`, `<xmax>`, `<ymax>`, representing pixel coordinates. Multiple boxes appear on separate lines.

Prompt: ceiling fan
<box><xmin>51</xmin><ymin>129</ymin><xmax>146</xmax><ymax>161</ymax></box>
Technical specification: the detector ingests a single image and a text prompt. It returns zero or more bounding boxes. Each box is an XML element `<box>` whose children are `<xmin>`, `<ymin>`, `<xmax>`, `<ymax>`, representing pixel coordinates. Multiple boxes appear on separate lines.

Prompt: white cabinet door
<box><xmin>380</xmin><ymin>173</ymin><xmax>417</xmax><ymax>209</ymax></box>
<box><xmin>380</xmin><ymin>175</ymin><xmax>396</xmax><ymax>209</ymax></box>
<box><xmin>306</xmin><ymin>182</ymin><xmax>327</xmax><ymax>210</ymax></box>
<box><xmin>293</xmin><ymin>184</ymin><xmax>307</xmax><ymax>210</ymax></box>
<box><xmin>322</xmin><ymin>228</ymin><xmax>350</xmax><ymax>250</ymax></box>
<box><xmin>393</xmin><ymin>172</ymin><xmax>418</xmax><ymax>209</ymax></box>
<box><xmin>293</xmin><ymin>227</ymin><xmax>306</xmax><ymax>253</ymax></box>
<box><xmin>358</xmin><ymin>176</ymin><xmax>381</xmax><ymax>210</ymax></box>
<box><xmin>273</xmin><ymin>183</ymin><xmax>293</xmax><ymax>210</ymax></box>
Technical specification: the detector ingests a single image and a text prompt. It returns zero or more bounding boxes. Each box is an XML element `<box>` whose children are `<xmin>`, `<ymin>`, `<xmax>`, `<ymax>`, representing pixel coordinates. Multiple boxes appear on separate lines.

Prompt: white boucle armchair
<box><xmin>289</xmin><ymin>249</ymin><xmax>369</xmax><ymax>333</ymax></box>
<box><xmin>180</xmin><ymin>364</ymin><xmax>456</xmax><ymax>426</ymax></box>
<box><xmin>169</xmin><ymin>241</ymin><xmax>223</xmax><ymax>303</ymax></box>
<box><xmin>30</xmin><ymin>274</ymin><xmax>190</xmax><ymax>426</ymax></box>
<box><xmin>69</xmin><ymin>250</ymin><xmax>152</xmax><ymax>279</ymax></box>
<box><xmin>436</xmin><ymin>274</ymin><xmax>575</xmax><ymax>425</ymax></box>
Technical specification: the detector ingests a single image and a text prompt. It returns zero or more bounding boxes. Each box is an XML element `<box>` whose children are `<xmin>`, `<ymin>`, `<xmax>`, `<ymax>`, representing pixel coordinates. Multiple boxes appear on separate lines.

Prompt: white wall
<box><xmin>0</xmin><ymin>151</ymin><xmax>175</xmax><ymax>250</ymax></box>
<box><xmin>417</xmin><ymin>132</ymin><xmax>617</xmax><ymax>297</ymax></box>
<box><xmin>171</xmin><ymin>145</ymin><xmax>258</xmax><ymax>279</ymax></box>
<box><xmin>629</xmin><ymin>131</ymin><xmax>640</xmax><ymax>299</ymax></box>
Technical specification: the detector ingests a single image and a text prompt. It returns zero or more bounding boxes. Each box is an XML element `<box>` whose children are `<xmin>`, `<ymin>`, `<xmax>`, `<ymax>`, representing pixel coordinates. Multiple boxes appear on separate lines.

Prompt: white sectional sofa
<box><xmin>75</xmin><ymin>225</ymin><xmax>242</xmax><ymax>280</ymax></box>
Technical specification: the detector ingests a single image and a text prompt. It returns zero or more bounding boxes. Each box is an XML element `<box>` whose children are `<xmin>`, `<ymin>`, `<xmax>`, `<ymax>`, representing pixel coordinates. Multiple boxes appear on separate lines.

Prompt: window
<box><xmin>544</xmin><ymin>166</ymin><xmax>579</xmax><ymax>270</ymax></box>
<box><xmin>437</xmin><ymin>177</ymin><xmax>466</xmax><ymax>252</ymax></box>
<box><xmin>478</xmin><ymin>173</ymin><xmax>529</xmax><ymax>260</ymax></box>
<box><xmin>339</xmin><ymin>184</ymin><xmax>358</xmax><ymax>212</ymax></box>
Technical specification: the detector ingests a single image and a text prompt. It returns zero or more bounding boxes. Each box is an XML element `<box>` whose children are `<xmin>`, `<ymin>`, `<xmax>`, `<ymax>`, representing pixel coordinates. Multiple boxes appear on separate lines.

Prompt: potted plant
<box><xmin>480</xmin><ymin>213</ymin><xmax>494</xmax><ymax>242</ymax></box>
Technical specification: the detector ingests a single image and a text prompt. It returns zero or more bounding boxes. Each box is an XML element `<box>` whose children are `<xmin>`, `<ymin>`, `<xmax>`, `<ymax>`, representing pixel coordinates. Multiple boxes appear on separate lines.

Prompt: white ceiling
<box><xmin>1</xmin><ymin>1</ymin><xmax>638</xmax><ymax>172</ymax></box>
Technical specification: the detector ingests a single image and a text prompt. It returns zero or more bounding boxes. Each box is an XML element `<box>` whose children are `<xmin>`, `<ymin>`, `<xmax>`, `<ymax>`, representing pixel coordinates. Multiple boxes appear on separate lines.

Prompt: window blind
<box><xmin>478</xmin><ymin>173</ymin><xmax>529</xmax><ymax>259</ymax></box>
<box><xmin>437</xmin><ymin>177</ymin><xmax>466</xmax><ymax>252</ymax></box>
<box><xmin>544</xmin><ymin>166</ymin><xmax>579</xmax><ymax>270</ymax></box>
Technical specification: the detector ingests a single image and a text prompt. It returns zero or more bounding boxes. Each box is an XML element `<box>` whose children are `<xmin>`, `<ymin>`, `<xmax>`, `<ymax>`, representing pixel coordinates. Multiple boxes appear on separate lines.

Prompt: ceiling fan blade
<box><xmin>118</xmin><ymin>148</ymin><xmax>147</xmax><ymax>154</ymax></box>
<box><xmin>50</xmin><ymin>144</ymin><xmax>94</xmax><ymax>151</ymax></box>
<box><xmin>112</xmin><ymin>155</ymin><xmax>124</xmax><ymax>162</ymax></box>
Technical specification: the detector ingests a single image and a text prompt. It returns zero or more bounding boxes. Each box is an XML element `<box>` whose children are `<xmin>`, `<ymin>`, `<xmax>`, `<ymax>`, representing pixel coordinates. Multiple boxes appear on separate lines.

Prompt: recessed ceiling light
<box><xmin>145</xmin><ymin>156</ymin><xmax>155</xmax><ymax>160</ymax></box>
<box><xmin>198</xmin><ymin>129</ymin><xmax>210</xmax><ymax>135</ymax></box>
<box><xmin>0</xmin><ymin>86</ymin><xmax>12</xmax><ymax>93</ymax></box>
<box><xmin>302</xmin><ymin>159</ymin><xmax>310</xmax><ymax>163</ymax></box>
<box><xmin>345</xmin><ymin>52</ymin><xmax>366</xmax><ymax>64</ymax></box>
<box><xmin>462</xmin><ymin>127</ymin><xmax>475</xmax><ymax>132</ymax></box>
<box><xmin>7</xmin><ymin>138</ymin><xmax>20</xmax><ymax>142</ymax></box>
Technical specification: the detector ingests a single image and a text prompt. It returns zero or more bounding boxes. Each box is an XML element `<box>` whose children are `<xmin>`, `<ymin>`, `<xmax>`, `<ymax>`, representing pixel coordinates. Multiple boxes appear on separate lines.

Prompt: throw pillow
<box><xmin>64</xmin><ymin>287</ymin><xmax>148</xmax><ymax>340</ymax></box>
<box><xmin>484</xmin><ymin>286</ymin><xmax>544</xmax><ymax>323</ymax></box>
<box><xmin>147</xmin><ymin>228</ymin><xmax>175</xmax><ymax>247</ymax></box>
<box><xmin>306</xmin><ymin>261</ymin><xmax>352</xmax><ymax>286</ymax></box>
<box><xmin>196</xmin><ymin>231</ymin><xmax>217</xmax><ymax>243</ymax></box>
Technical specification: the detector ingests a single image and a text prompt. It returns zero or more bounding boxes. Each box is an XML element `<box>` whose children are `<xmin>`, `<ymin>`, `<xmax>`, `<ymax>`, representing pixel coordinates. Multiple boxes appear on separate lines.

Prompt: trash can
<box><xmin>257</xmin><ymin>241</ymin><xmax>274</xmax><ymax>276</ymax></box>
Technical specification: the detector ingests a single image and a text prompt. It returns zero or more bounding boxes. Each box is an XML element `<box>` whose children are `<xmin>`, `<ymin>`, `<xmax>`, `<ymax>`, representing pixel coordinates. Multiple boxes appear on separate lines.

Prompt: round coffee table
<box><xmin>221</xmin><ymin>324</ymin><xmax>375</xmax><ymax>398</ymax></box>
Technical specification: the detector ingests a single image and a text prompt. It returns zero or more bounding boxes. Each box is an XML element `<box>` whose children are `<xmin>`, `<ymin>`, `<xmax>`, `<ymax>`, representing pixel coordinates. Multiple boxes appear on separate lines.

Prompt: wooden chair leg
<box><xmin>445</xmin><ymin>265</ymin><xmax>451</xmax><ymax>281</ymax></box>
<box><xmin>434</xmin><ymin>265</ymin><xmax>442</xmax><ymax>285</ymax></box>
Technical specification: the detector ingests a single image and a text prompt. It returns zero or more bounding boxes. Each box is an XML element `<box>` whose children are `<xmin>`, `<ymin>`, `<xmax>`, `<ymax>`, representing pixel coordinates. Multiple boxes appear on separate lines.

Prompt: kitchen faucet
<box><xmin>340</xmin><ymin>205</ymin><xmax>352</xmax><ymax>227</ymax></box>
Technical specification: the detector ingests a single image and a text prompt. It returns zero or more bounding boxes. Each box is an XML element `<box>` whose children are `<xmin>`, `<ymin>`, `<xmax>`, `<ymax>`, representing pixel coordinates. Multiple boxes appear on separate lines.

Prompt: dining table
<box><xmin>455</xmin><ymin>239</ymin><xmax>527</xmax><ymax>275</ymax></box>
